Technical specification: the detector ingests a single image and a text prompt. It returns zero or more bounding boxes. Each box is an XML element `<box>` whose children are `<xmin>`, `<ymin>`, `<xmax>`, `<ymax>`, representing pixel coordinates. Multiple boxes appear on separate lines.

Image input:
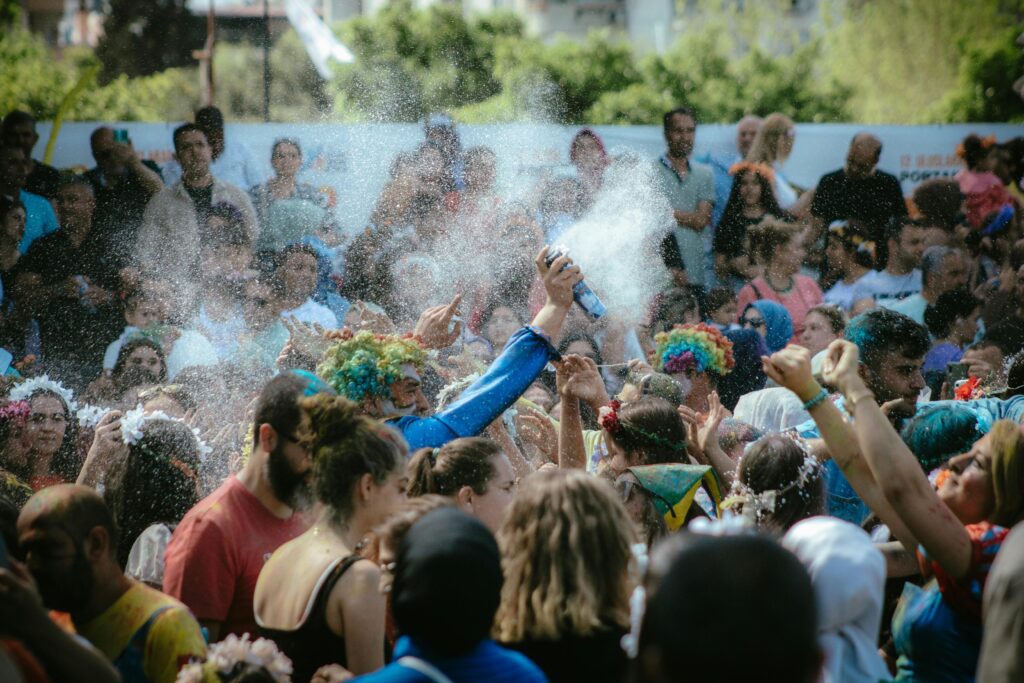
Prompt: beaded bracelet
<box><xmin>801</xmin><ymin>387</ymin><xmax>829</xmax><ymax>411</ymax></box>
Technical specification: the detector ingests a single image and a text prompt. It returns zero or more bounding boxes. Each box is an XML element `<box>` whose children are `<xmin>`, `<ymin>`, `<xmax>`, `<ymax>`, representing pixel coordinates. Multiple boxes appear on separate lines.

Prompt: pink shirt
<box><xmin>737</xmin><ymin>275</ymin><xmax>823</xmax><ymax>339</ymax></box>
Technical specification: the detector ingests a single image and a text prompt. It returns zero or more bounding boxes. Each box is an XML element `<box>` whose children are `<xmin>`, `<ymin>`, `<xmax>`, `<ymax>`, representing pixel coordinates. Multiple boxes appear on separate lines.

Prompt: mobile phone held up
<box><xmin>947</xmin><ymin>362</ymin><xmax>970</xmax><ymax>386</ymax></box>
<box><xmin>113</xmin><ymin>129</ymin><xmax>130</xmax><ymax>144</ymax></box>
<box><xmin>544</xmin><ymin>245</ymin><xmax>606</xmax><ymax>321</ymax></box>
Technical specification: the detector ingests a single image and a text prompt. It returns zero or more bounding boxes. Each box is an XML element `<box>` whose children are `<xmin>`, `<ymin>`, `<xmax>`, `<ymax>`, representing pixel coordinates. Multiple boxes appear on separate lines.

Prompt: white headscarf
<box><xmin>733</xmin><ymin>386</ymin><xmax>811</xmax><ymax>433</ymax></box>
<box><xmin>782</xmin><ymin>516</ymin><xmax>890</xmax><ymax>683</ymax></box>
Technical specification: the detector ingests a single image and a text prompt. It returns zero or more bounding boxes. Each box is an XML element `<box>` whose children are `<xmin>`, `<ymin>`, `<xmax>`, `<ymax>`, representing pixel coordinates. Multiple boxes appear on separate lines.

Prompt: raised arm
<box><xmin>762</xmin><ymin>345</ymin><xmax>919</xmax><ymax>552</ymax></box>
<box><xmin>820</xmin><ymin>340</ymin><xmax>973</xmax><ymax>578</ymax></box>
<box><xmin>555</xmin><ymin>355</ymin><xmax>604</xmax><ymax>470</ymax></box>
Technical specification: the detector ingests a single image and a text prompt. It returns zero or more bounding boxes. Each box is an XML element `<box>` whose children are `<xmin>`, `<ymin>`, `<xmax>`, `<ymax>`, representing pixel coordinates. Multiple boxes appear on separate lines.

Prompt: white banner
<box><xmin>36</xmin><ymin>121</ymin><xmax>1022</xmax><ymax>238</ymax></box>
<box><xmin>284</xmin><ymin>0</ymin><xmax>354</xmax><ymax>79</ymax></box>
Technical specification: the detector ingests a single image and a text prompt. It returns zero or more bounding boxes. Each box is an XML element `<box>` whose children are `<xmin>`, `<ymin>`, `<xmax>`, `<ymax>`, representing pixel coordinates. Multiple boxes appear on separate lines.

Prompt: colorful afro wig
<box><xmin>653</xmin><ymin>323</ymin><xmax>735</xmax><ymax>377</ymax></box>
<box><xmin>317</xmin><ymin>330</ymin><xmax>427</xmax><ymax>403</ymax></box>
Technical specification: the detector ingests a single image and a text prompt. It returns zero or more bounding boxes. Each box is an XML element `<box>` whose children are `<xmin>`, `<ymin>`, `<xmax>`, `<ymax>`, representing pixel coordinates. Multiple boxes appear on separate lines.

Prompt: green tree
<box><xmin>819</xmin><ymin>0</ymin><xmax>1023</xmax><ymax>123</ymax></box>
<box><xmin>0</xmin><ymin>29</ymin><xmax>196</xmax><ymax>122</ymax></box>
<box><xmin>328</xmin><ymin>1</ymin><xmax>521</xmax><ymax>121</ymax></box>
<box><xmin>936</xmin><ymin>28</ymin><xmax>1024</xmax><ymax>123</ymax></box>
<box><xmin>95</xmin><ymin>0</ymin><xmax>204</xmax><ymax>82</ymax></box>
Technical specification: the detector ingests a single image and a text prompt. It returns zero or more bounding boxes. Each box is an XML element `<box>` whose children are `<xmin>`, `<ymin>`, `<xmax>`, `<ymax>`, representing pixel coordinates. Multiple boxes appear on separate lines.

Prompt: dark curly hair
<box><xmin>301</xmin><ymin>394</ymin><xmax>405</xmax><ymax>523</ymax></box>
<box><xmin>606</xmin><ymin>397</ymin><xmax>687</xmax><ymax>465</ymax></box>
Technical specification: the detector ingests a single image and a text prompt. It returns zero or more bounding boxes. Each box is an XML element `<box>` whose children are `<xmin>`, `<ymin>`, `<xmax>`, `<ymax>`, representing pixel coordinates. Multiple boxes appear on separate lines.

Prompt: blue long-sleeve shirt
<box><xmin>391</xmin><ymin>326</ymin><xmax>558</xmax><ymax>450</ymax></box>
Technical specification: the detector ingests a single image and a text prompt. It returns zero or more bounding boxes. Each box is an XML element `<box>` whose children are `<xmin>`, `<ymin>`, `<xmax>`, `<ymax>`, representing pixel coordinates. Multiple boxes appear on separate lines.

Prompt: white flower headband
<box><xmin>77</xmin><ymin>405</ymin><xmax>109</xmax><ymax>429</ymax></box>
<box><xmin>9</xmin><ymin>375</ymin><xmax>77</xmax><ymax>411</ymax></box>
<box><xmin>120</xmin><ymin>405</ymin><xmax>213</xmax><ymax>459</ymax></box>
<box><xmin>175</xmin><ymin>633</ymin><xmax>293</xmax><ymax>683</ymax></box>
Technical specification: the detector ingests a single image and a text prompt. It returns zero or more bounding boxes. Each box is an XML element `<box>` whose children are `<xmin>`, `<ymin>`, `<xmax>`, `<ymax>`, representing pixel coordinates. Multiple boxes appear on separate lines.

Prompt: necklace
<box><xmin>765</xmin><ymin>272</ymin><xmax>794</xmax><ymax>294</ymax></box>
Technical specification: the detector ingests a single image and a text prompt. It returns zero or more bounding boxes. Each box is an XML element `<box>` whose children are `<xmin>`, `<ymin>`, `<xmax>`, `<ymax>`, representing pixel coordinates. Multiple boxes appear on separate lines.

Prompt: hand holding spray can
<box><xmin>544</xmin><ymin>245</ymin><xmax>607</xmax><ymax>321</ymax></box>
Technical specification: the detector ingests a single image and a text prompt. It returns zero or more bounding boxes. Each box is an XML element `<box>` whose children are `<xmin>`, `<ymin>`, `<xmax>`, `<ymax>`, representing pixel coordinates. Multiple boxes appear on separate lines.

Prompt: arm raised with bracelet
<box><xmin>762</xmin><ymin>344</ymin><xmax>918</xmax><ymax>552</ymax></box>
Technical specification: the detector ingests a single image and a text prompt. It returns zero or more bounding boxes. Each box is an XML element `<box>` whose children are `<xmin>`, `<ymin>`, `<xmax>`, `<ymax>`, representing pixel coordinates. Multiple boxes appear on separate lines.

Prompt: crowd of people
<box><xmin>0</xmin><ymin>101</ymin><xmax>1022</xmax><ymax>683</ymax></box>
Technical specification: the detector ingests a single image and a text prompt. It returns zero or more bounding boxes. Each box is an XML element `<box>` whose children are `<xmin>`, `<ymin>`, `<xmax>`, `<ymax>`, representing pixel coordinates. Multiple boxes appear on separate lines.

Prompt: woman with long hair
<box><xmin>766</xmin><ymin>341</ymin><xmax>1024</xmax><ymax>681</ymax></box>
<box><xmin>746</xmin><ymin>112</ymin><xmax>801</xmax><ymax>211</ymax></box>
<box><xmin>569</xmin><ymin>128</ymin><xmax>610</xmax><ymax>211</ymax></box>
<box><xmin>713</xmin><ymin>163</ymin><xmax>786</xmax><ymax>288</ymax></box>
<box><xmin>254</xmin><ymin>394</ymin><xmax>408</xmax><ymax>681</ymax></box>
<box><xmin>406</xmin><ymin>437</ymin><xmax>516</xmax><ymax>533</ymax></box>
<box><xmin>496</xmin><ymin>469</ymin><xmax>637</xmax><ymax>683</ymax></box>
<box><xmin>9</xmin><ymin>377</ymin><xmax>82</xmax><ymax>489</ymax></box>
<box><xmin>737</xmin><ymin>218</ymin><xmax>823</xmax><ymax>338</ymax></box>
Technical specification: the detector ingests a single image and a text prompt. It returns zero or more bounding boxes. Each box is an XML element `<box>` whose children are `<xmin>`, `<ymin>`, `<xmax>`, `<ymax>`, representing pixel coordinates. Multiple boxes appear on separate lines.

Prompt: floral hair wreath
<box><xmin>119</xmin><ymin>406</ymin><xmax>212</xmax><ymax>483</ymax></box>
<box><xmin>728</xmin><ymin>161</ymin><xmax>775</xmax><ymax>185</ymax></box>
<box><xmin>599</xmin><ymin>399</ymin><xmax>685</xmax><ymax>453</ymax></box>
<box><xmin>723</xmin><ymin>443</ymin><xmax>821</xmax><ymax>522</ymax></box>
<box><xmin>175</xmin><ymin>633</ymin><xmax>292</xmax><ymax>683</ymax></box>
<box><xmin>9</xmin><ymin>375</ymin><xmax>78</xmax><ymax>412</ymax></box>
<box><xmin>955</xmin><ymin>134</ymin><xmax>997</xmax><ymax>160</ymax></box>
<box><xmin>317</xmin><ymin>329</ymin><xmax>428</xmax><ymax>403</ymax></box>
<box><xmin>0</xmin><ymin>400</ymin><xmax>30</xmax><ymax>424</ymax></box>
<box><xmin>827</xmin><ymin>221</ymin><xmax>877</xmax><ymax>261</ymax></box>
<box><xmin>653</xmin><ymin>324</ymin><xmax>735</xmax><ymax>377</ymax></box>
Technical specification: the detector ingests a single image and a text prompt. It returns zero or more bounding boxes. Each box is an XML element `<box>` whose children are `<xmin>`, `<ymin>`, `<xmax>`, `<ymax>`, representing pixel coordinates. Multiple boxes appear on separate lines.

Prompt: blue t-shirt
<box><xmin>17</xmin><ymin>189</ymin><xmax>58</xmax><ymax>254</ymax></box>
<box><xmin>353</xmin><ymin>636</ymin><xmax>547</xmax><ymax>683</ymax></box>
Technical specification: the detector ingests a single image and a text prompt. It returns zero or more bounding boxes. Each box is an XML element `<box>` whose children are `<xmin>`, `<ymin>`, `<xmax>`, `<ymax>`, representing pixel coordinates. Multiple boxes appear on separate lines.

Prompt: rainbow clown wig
<box><xmin>653</xmin><ymin>323</ymin><xmax>735</xmax><ymax>378</ymax></box>
<box><xmin>317</xmin><ymin>330</ymin><xmax>427</xmax><ymax>403</ymax></box>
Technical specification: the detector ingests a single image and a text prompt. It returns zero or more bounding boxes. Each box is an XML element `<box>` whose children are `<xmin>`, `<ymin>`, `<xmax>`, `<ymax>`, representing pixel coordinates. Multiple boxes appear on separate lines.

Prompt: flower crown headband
<box><xmin>728</xmin><ymin>161</ymin><xmax>775</xmax><ymax>184</ymax></box>
<box><xmin>317</xmin><ymin>329</ymin><xmax>427</xmax><ymax>402</ymax></box>
<box><xmin>9</xmin><ymin>375</ymin><xmax>77</xmax><ymax>412</ymax></box>
<box><xmin>722</xmin><ymin>443</ymin><xmax>821</xmax><ymax>522</ymax></box>
<box><xmin>599</xmin><ymin>399</ymin><xmax>685</xmax><ymax>453</ymax></box>
<box><xmin>118</xmin><ymin>405</ymin><xmax>212</xmax><ymax>483</ymax></box>
<box><xmin>175</xmin><ymin>633</ymin><xmax>292</xmax><ymax>683</ymax></box>
<box><xmin>653</xmin><ymin>324</ymin><xmax>735</xmax><ymax>377</ymax></box>
<box><xmin>955</xmin><ymin>134</ymin><xmax>997</xmax><ymax>160</ymax></box>
<box><xmin>828</xmin><ymin>221</ymin><xmax>877</xmax><ymax>260</ymax></box>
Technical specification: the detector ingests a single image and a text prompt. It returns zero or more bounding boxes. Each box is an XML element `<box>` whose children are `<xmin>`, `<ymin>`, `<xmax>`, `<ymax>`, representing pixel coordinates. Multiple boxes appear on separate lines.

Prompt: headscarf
<box><xmin>717</xmin><ymin>329</ymin><xmax>768</xmax><ymax>410</ymax></box>
<box><xmin>626</xmin><ymin>464</ymin><xmax>723</xmax><ymax>532</ymax></box>
<box><xmin>391</xmin><ymin>508</ymin><xmax>503</xmax><ymax>656</ymax></box>
<box><xmin>989</xmin><ymin>419</ymin><xmax>1024</xmax><ymax>527</ymax></box>
<box><xmin>745</xmin><ymin>300</ymin><xmax>793</xmax><ymax>354</ymax></box>
<box><xmin>782</xmin><ymin>516</ymin><xmax>889</xmax><ymax>683</ymax></box>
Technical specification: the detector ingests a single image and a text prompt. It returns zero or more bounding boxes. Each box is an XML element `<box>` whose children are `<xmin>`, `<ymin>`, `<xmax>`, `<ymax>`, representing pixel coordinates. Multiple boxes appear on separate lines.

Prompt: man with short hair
<box><xmin>849</xmin><ymin>217</ymin><xmax>928</xmax><ymax>309</ymax></box>
<box><xmin>18</xmin><ymin>485</ymin><xmax>206</xmax><ymax>682</ymax></box>
<box><xmin>135</xmin><ymin>124</ymin><xmax>257</xmax><ymax>314</ymax></box>
<box><xmin>14</xmin><ymin>178</ymin><xmax>122</xmax><ymax>390</ymax></box>
<box><xmin>163</xmin><ymin>372</ymin><xmax>314</xmax><ymax>641</ymax></box>
<box><xmin>1</xmin><ymin>111</ymin><xmax>61</xmax><ymax>200</ymax></box>
<box><xmin>275</xmin><ymin>243</ymin><xmax>337</xmax><ymax>328</ymax></box>
<box><xmin>161</xmin><ymin>106</ymin><xmax>264</xmax><ymax>190</ymax></box>
<box><xmin>884</xmin><ymin>245</ymin><xmax>968</xmax><ymax>324</ymax></box>
<box><xmin>84</xmin><ymin>126</ymin><xmax>164</xmax><ymax>263</ymax></box>
<box><xmin>0</xmin><ymin>143</ymin><xmax>57</xmax><ymax>253</ymax></box>
<box><xmin>653</xmin><ymin>106</ymin><xmax>716</xmax><ymax>287</ymax></box>
<box><xmin>810</xmin><ymin>132</ymin><xmax>907</xmax><ymax>244</ymax></box>
<box><xmin>797</xmin><ymin>308</ymin><xmax>929</xmax><ymax>524</ymax></box>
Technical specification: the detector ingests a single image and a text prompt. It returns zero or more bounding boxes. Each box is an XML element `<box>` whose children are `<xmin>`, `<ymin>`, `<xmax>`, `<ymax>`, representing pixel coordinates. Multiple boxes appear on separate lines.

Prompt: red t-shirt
<box><xmin>162</xmin><ymin>476</ymin><xmax>308</xmax><ymax>638</ymax></box>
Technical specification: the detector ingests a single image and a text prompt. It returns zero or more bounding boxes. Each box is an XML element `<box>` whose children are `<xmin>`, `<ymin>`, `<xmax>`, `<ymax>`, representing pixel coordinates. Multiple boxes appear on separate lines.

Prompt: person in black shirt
<box><xmin>83</xmin><ymin>126</ymin><xmax>164</xmax><ymax>272</ymax></box>
<box><xmin>1</xmin><ymin>111</ymin><xmax>61</xmax><ymax>201</ymax></box>
<box><xmin>14</xmin><ymin>178</ymin><xmax>122</xmax><ymax>391</ymax></box>
<box><xmin>713</xmin><ymin>162</ymin><xmax>787</xmax><ymax>289</ymax></box>
<box><xmin>810</xmin><ymin>133</ymin><xmax>907</xmax><ymax>246</ymax></box>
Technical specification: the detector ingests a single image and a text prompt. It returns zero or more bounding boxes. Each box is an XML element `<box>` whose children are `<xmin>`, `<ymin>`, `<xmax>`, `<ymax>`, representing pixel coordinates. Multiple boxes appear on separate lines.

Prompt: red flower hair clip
<box><xmin>599</xmin><ymin>399</ymin><xmax>623</xmax><ymax>435</ymax></box>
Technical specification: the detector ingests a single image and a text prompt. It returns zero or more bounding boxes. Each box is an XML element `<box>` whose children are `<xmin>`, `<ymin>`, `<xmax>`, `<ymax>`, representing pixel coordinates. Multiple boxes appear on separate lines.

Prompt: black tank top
<box><xmin>260</xmin><ymin>554</ymin><xmax>362</xmax><ymax>683</ymax></box>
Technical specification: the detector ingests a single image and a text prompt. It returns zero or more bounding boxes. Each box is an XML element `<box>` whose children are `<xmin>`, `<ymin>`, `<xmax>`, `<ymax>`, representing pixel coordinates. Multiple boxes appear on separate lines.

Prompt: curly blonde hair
<box><xmin>495</xmin><ymin>469</ymin><xmax>637</xmax><ymax>642</ymax></box>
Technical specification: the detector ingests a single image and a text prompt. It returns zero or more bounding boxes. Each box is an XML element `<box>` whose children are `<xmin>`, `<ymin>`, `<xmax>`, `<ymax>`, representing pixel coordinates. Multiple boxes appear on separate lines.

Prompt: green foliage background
<box><xmin>1</xmin><ymin>0</ymin><xmax>1021</xmax><ymax>123</ymax></box>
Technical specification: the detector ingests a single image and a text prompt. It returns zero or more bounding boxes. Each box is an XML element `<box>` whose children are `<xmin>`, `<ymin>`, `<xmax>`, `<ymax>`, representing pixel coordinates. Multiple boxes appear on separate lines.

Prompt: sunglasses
<box><xmin>742</xmin><ymin>316</ymin><xmax>766</xmax><ymax>329</ymax></box>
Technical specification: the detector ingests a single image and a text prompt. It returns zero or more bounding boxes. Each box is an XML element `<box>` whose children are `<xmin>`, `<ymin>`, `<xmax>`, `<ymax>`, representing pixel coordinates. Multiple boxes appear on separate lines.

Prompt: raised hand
<box><xmin>517</xmin><ymin>404</ymin><xmax>557</xmax><ymax>462</ymax></box>
<box><xmin>761</xmin><ymin>344</ymin><xmax>818</xmax><ymax>400</ymax></box>
<box><xmin>536</xmin><ymin>246</ymin><xmax>582</xmax><ymax>311</ymax></box>
<box><xmin>820</xmin><ymin>339</ymin><xmax>865</xmax><ymax>396</ymax></box>
<box><xmin>555</xmin><ymin>355</ymin><xmax>609</xmax><ymax>406</ymax></box>
<box><xmin>413</xmin><ymin>294</ymin><xmax>463</xmax><ymax>350</ymax></box>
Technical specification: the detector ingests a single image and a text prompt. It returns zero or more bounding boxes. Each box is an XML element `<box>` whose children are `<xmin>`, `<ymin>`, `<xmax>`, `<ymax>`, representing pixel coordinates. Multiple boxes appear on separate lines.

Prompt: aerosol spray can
<box><xmin>545</xmin><ymin>245</ymin><xmax>607</xmax><ymax>321</ymax></box>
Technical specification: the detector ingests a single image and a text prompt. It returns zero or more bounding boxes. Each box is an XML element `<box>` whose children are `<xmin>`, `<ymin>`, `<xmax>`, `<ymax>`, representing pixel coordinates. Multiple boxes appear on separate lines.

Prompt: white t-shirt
<box><xmin>848</xmin><ymin>269</ymin><xmax>922</xmax><ymax>308</ymax></box>
<box><xmin>281</xmin><ymin>298</ymin><xmax>338</xmax><ymax>329</ymax></box>
<box><xmin>823</xmin><ymin>272</ymin><xmax>872</xmax><ymax>312</ymax></box>
<box><xmin>883</xmin><ymin>293</ymin><xmax>927</xmax><ymax>325</ymax></box>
